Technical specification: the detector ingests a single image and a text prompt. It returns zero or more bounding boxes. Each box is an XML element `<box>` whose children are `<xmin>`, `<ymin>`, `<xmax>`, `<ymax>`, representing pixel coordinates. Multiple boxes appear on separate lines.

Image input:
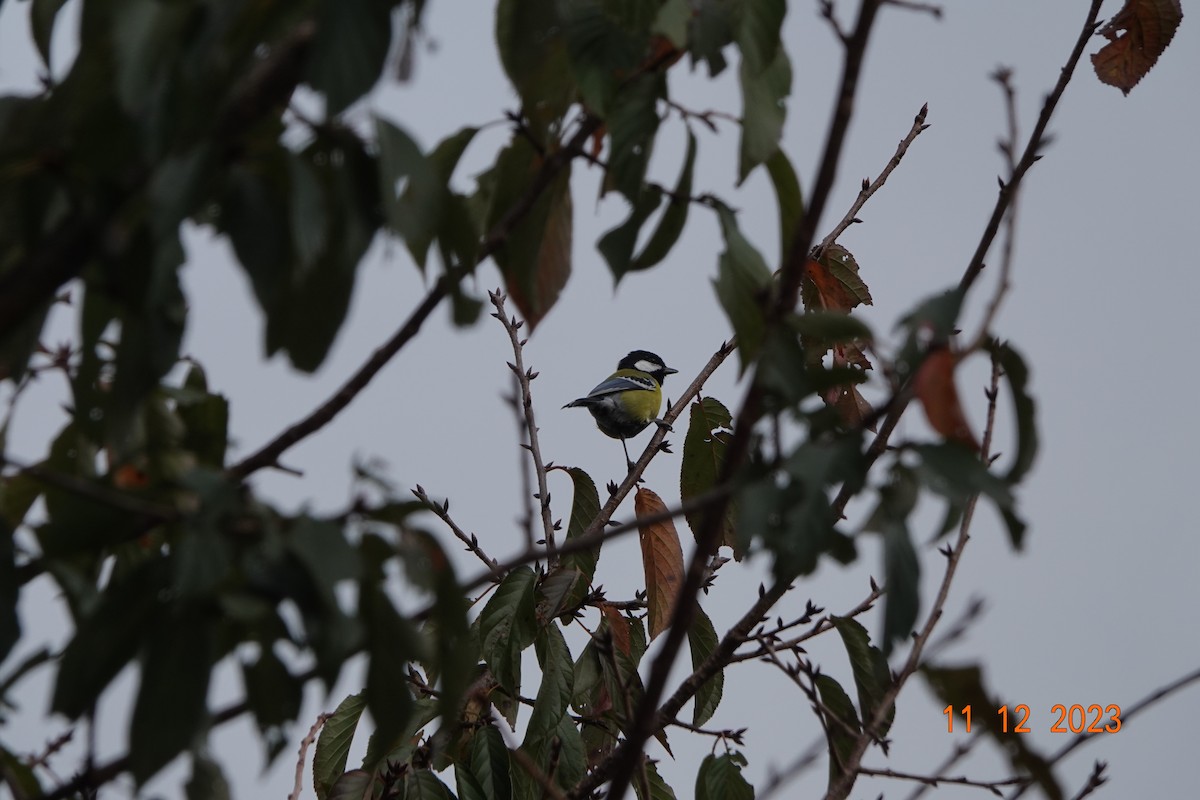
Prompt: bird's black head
<box><xmin>618</xmin><ymin>350</ymin><xmax>678</xmax><ymax>383</ymax></box>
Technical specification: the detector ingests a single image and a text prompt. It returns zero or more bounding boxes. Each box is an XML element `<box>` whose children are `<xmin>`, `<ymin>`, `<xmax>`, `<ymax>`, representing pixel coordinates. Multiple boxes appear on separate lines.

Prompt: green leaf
<box><xmin>696</xmin><ymin>753</ymin><xmax>752</xmax><ymax>800</ymax></box>
<box><xmin>688</xmin><ymin>0</ymin><xmax>735</xmax><ymax>76</ymax></box>
<box><xmin>288</xmin><ymin>516</ymin><xmax>360</xmax><ymax>605</ymax></box>
<box><xmin>327</xmin><ymin>770</ymin><xmax>371</xmax><ymax>800</ymax></box>
<box><xmin>480</xmin><ymin>566</ymin><xmax>539</xmax><ymax>695</ymax></box>
<box><xmin>129</xmin><ymin>608</ymin><xmax>214</xmax><ymax>784</ymax></box>
<box><xmin>557</xmin><ymin>466</ymin><xmax>602</xmax><ymax>584</ymax></box>
<box><xmin>269</xmin><ymin>131</ymin><xmax>379</xmax><ymax>371</ymax></box>
<box><xmin>402</xmin><ymin>770</ymin><xmax>456</xmax><ymax>799</ymax></box>
<box><xmin>680</xmin><ymin>397</ymin><xmax>737</xmax><ymax>556</ymax></box>
<box><xmin>562</xmin><ymin>0</ymin><xmax>642</xmax><ymax>116</ymax></box>
<box><xmin>713</xmin><ymin>204</ymin><xmax>772</xmax><ymax>371</ymax></box>
<box><xmin>362</xmin><ymin>587</ymin><xmax>417</xmax><ymax>755</ymax></box>
<box><xmin>242</xmin><ymin>647</ymin><xmax>303</xmax><ymax>754</ymax></box>
<box><xmin>633</xmin><ymin>758</ymin><xmax>678</xmax><ymax>800</ymax></box>
<box><xmin>487</xmin><ymin>135</ymin><xmax>574</xmax><ymax>329</ymax></box>
<box><xmin>632</xmin><ymin>129</ymin><xmax>697</xmax><ymax>271</ymax></box>
<box><xmin>524</xmin><ymin>623</ymin><xmax>574</xmax><ymax>744</ymax></box>
<box><xmin>606</xmin><ymin>72</ymin><xmax>664</xmax><ymax>200</ymax></box>
<box><xmin>736</xmin><ymin>0</ymin><xmax>791</xmax><ymax>182</ymax></box>
<box><xmin>461</xmin><ymin>724</ymin><xmax>512</xmax><ymax>800</ymax></box>
<box><xmin>176</xmin><ymin>364</ymin><xmax>229</xmax><ymax>468</ymax></box>
<box><xmin>986</xmin><ymin>340</ymin><xmax>1039</xmax><ymax>484</ymax></box>
<box><xmin>882</xmin><ymin>516</ymin><xmax>919</xmax><ymax>656</ymax></box>
<box><xmin>686</xmin><ymin>606</ymin><xmax>724</xmax><ymax>727</ymax></box>
<box><xmin>814</xmin><ymin>673</ymin><xmax>860</xmax><ymax>800</ymax></box>
<box><xmin>766</xmin><ymin>148</ymin><xmax>803</xmax><ymax>258</ymax></box>
<box><xmin>52</xmin><ymin>561</ymin><xmax>164</xmax><ymax>719</ymax></box>
<box><xmin>314</xmin><ymin>693</ymin><xmax>367</xmax><ymax>800</ymax></box>
<box><xmin>308</xmin><ymin>0</ymin><xmax>393</xmax><ymax>115</ymax></box>
<box><xmin>495</xmin><ymin>0</ymin><xmax>574</xmax><ymax>132</ymax></box>
<box><xmin>831</xmin><ymin>616</ymin><xmax>893</xmax><ymax>738</ymax></box>
<box><xmin>895</xmin><ymin>286</ymin><xmax>966</xmax><ymax>381</ymax></box>
<box><xmin>739</xmin><ymin>434</ymin><xmax>865</xmax><ymax>580</ymax></box>
<box><xmin>186</xmin><ymin>752</ymin><xmax>231</xmax><ymax>800</ymax></box>
<box><xmin>599</xmin><ymin>186</ymin><xmax>664</xmax><ymax>280</ymax></box>
<box><xmin>914</xmin><ymin>443</ymin><xmax>1025</xmax><ymax>550</ymax></box>
<box><xmin>922</xmin><ymin>664</ymin><xmax>1064</xmax><ymax>800</ymax></box>
<box><xmin>789</xmin><ymin>311</ymin><xmax>873</xmax><ymax>344</ymax></box>
<box><xmin>653</xmin><ymin>0</ymin><xmax>690</xmax><ymax>48</ymax></box>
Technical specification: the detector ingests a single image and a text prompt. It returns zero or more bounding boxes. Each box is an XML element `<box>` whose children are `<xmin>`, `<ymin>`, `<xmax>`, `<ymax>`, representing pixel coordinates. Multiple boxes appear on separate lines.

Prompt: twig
<box><xmin>964</xmin><ymin>68</ymin><xmax>1021</xmax><ymax>355</ymax></box>
<box><xmin>759</xmin><ymin>735</ymin><xmax>827</xmax><ymax>800</ymax></box>
<box><xmin>1067</xmin><ymin>762</ymin><xmax>1108</xmax><ymax>800</ymax></box>
<box><xmin>902</xmin><ymin>738</ymin><xmax>986</xmax><ymax>800</ymax></box>
<box><xmin>860</xmin><ymin>765</ymin><xmax>1021</xmax><ymax>793</ymax></box>
<box><xmin>227</xmin><ymin>114</ymin><xmax>603</xmax><ymax>480</ymax></box>
<box><xmin>411</xmin><ymin>484</ymin><xmax>498</xmax><ymax>569</ymax></box>
<box><xmin>882</xmin><ymin>0</ymin><xmax>943</xmax><ymax>19</ymax></box>
<box><xmin>489</xmin><ymin>291</ymin><xmax>557</xmax><ymax>558</ymax></box>
<box><xmin>288</xmin><ymin>713</ymin><xmax>330</xmax><ymax>800</ymax></box>
<box><xmin>731</xmin><ymin>582</ymin><xmax>884</xmax><ymax>664</ymax></box>
<box><xmin>664</xmin><ymin>98</ymin><xmax>739</xmax><ymax>133</ymax></box>
<box><xmin>815</xmin><ymin>102</ymin><xmax>931</xmax><ymax>256</ymax></box>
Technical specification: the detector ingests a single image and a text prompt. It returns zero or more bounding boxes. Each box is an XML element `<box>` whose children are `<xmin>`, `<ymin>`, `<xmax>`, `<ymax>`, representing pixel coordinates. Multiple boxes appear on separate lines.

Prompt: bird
<box><xmin>563</xmin><ymin>350</ymin><xmax>678</xmax><ymax>469</ymax></box>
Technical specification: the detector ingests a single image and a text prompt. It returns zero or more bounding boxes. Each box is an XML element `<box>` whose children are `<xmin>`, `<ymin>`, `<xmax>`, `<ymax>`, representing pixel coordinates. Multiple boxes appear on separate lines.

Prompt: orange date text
<box><xmin>943</xmin><ymin>704</ymin><xmax>1121</xmax><ymax>734</ymax></box>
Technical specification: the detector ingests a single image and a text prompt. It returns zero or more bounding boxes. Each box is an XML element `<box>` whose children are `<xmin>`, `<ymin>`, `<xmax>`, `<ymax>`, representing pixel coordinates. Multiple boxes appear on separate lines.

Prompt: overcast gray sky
<box><xmin>2</xmin><ymin>1</ymin><xmax>1198</xmax><ymax>798</ymax></box>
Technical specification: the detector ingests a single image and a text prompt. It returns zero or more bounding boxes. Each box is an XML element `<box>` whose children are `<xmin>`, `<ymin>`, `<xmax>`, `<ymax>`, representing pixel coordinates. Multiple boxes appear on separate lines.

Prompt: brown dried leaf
<box><xmin>802</xmin><ymin>244</ymin><xmax>873</xmax><ymax>313</ymax></box>
<box><xmin>914</xmin><ymin>347</ymin><xmax>978</xmax><ymax>451</ymax></box>
<box><xmin>599</xmin><ymin>603</ymin><xmax>632</xmax><ymax>657</ymax></box>
<box><xmin>1092</xmin><ymin>0</ymin><xmax>1183</xmax><ymax>94</ymax></box>
<box><xmin>830</xmin><ymin>385</ymin><xmax>876</xmax><ymax>432</ymax></box>
<box><xmin>635</xmin><ymin>488</ymin><xmax>684</xmax><ymax>641</ymax></box>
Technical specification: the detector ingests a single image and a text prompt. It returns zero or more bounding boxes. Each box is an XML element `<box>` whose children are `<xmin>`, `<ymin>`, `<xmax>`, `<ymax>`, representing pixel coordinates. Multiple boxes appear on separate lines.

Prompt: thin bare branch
<box><xmin>816</xmin><ymin>102</ymin><xmax>931</xmax><ymax>256</ymax></box>
<box><xmin>288</xmin><ymin>713</ymin><xmax>330</xmax><ymax>800</ymax></box>
<box><xmin>860</xmin><ymin>765</ymin><xmax>1021</xmax><ymax>793</ymax></box>
<box><xmin>490</xmin><ymin>291</ymin><xmax>557</xmax><ymax>558</ymax></box>
<box><xmin>411</xmin><ymin>484</ymin><xmax>498</xmax><ymax>570</ymax></box>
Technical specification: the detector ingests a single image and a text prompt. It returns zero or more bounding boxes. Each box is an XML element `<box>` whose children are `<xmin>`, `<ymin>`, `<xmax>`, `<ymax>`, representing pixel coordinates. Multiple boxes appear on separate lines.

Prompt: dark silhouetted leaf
<box><xmin>185</xmin><ymin>752</ymin><xmax>231</xmax><ymax>800</ymax></box>
<box><xmin>686</xmin><ymin>606</ymin><xmax>724</xmax><ymax>727</ymax></box>
<box><xmin>680</xmin><ymin>397</ymin><xmax>738</xmax><ymax>557</ymax></box>
<box><xmin>632</xmin><ymin>129</ymin><xmax>697</xmax><ymax>272</ymax></box>
<box><xmin>480</xmin><ymin>566</ymin><xmax>538</xmax><ymax>695</ymax></box>
<box><xmin>814</xmin><ymin>673</ymin><xmax>861</xmax><ymax>800</ymax></box>
<box><xmin>713</xmin><ymin>204</ymin><xmax>772</xmax><ymax>371</ymax></box>
<box><xmin>460</xmin><ymin>724</ymin><xmax>512</xmax><ymax>800</ymax></box>
<box><xmin>308</xmin><ymin>0</ymin><xmax>393</xmax><ymax>115</ymax></box>
<box><xmin>986</xmin><ymin>340</ymin><xmax>1039</xmax><ymax>484</ymax></box>
<box><xmin>831</xmin><ymin>616</ymin><xmax>894</xmax><ymax>739</ymax></box>
<box><xmin>525</xmin><ymin>623</ymin><xmax>574</xmax><ymax>744</ymax></box>
<box><xmin>129</xmin><ymin>607</ymin><xmax>214</xmax><ymax>783</ymax></box>
<box><xmin>767</xmin><ymin>148</ymin><xmax>803</xmax><ymax>257</ymax></box>
<box><xmin>735</xmin><ymin>0</ymin><xmax>790</xmax><ymax>182</ymax></box>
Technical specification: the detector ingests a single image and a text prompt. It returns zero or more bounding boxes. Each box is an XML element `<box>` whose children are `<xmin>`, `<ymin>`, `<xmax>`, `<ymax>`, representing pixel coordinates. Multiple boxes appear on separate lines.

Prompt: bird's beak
<box><xmin>664</xmin><ymin>366</ymin><xmax>679</xmax><ymax>375</ymax></box>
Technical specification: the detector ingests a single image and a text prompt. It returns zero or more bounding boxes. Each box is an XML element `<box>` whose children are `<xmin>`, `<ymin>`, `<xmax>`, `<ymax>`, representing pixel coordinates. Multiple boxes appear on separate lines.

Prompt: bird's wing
<box><xmin>585</xmin><ymin>374</ymin><xmax>657</xmax><ymax>397</ymax></box>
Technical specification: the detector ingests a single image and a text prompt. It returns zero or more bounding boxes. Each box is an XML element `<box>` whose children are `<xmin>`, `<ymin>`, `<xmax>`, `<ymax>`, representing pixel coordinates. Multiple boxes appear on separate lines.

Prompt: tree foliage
<box><xmin>0</xmin><ymin>0</ymin><xmax>1184</xmax><ymax>798</ymax></box>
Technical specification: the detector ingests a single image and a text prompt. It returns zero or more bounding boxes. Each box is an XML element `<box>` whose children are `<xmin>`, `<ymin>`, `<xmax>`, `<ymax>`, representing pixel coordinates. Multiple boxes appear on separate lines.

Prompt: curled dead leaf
<box><xmin>1091</xmin><ymin>0</ymin><xmax>1183</xmax><ymax>94</ymax></box>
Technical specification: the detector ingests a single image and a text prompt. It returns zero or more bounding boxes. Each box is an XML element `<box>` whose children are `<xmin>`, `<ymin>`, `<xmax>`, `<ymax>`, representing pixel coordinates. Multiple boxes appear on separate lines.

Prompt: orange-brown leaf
<box><xmin>914</xmin><ymin>347</ymin><xmax>978</xmax><ymax>451</ymax></box>
<box><xmin>1091</xmin><ymin>0</ymin><xmax>1183</xmax><ymax>94</ymax></box>
<box><xmin>635</xmin><ymin>488</ymin><xmax>684</xmax><ymax>641</ymax></box>
<box><xmin>802</xmin><ymin>244</ymin><xmax>873</xmax><ymax>313</ymax></box>
<box><xmin>599</xmin><ymin>603</ymin><xmax>632</xmax><ymax>657</ymax></box>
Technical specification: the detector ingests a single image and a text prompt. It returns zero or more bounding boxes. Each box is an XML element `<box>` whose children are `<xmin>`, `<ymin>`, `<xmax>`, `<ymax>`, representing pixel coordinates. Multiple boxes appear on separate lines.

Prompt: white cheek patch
<box><xmin>633</xmin><ymin>359</ymin><xmax>661</xmax><ymax>373</ymax></box>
